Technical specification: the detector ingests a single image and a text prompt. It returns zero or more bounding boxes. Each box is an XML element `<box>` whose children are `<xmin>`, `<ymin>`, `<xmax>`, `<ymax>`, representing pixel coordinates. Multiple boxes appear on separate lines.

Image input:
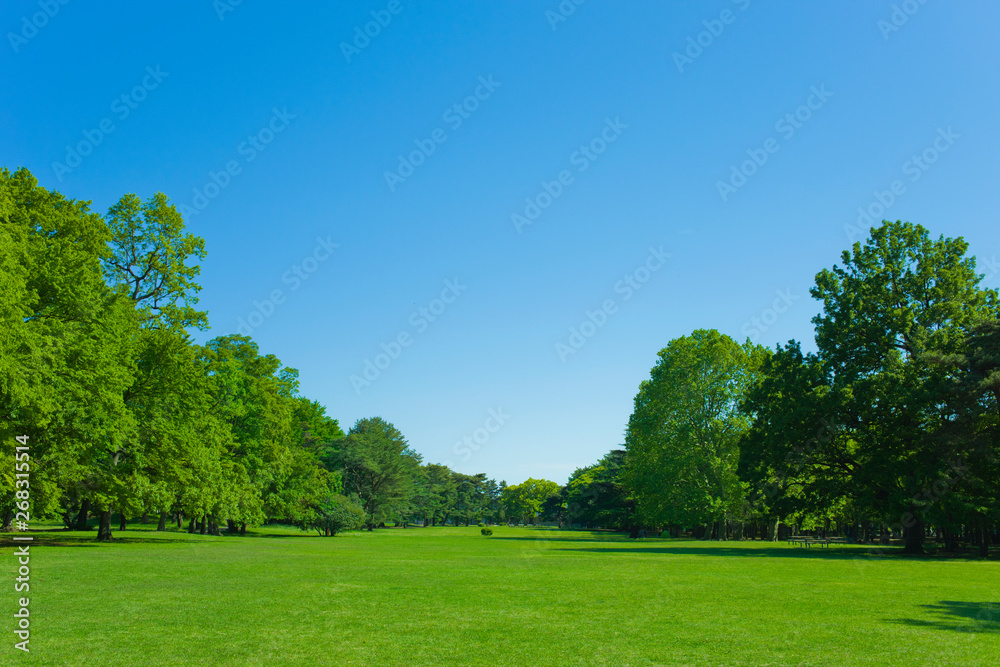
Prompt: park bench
<box><xmin>787</xmin><ymin>536</ymin><xmax>831</xmax><ymax>548</ymax></box>
<box><xmin>787</xmin><ymin>536</ymin><xmax>851</xmax><ymax>548</ymax></box>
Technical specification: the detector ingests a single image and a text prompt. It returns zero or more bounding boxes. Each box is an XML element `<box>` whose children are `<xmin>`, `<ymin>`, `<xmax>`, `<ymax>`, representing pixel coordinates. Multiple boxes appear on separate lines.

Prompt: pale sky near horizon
<box><xmin>3</xmin><ymin>1</ymin><xmax>998</xmax><ymax>485</ymax></box>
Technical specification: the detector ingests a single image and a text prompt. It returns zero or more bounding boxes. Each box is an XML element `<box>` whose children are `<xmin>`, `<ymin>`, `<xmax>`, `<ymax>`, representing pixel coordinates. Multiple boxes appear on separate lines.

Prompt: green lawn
<box><xmin>4</xmin><ymin>524</ymin><xmax>999</xmax><ymax>666</ymax></box>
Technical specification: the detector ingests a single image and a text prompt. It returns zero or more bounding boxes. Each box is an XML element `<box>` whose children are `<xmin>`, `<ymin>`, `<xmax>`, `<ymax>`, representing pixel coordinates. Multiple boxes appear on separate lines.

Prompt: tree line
<box><xmin>4</xmin><ymin>169</ymin><xmax>996</xmax><ymax>555</ymax></box>
<box><xmin>0</xmin><ymin>168</ymin><xmax>560</xmax><ymax>540</ymax></box>
<box><xmin>619</xmin><ymin>220</ymin><xmax>999</xmax><ymax>555</ymax></box>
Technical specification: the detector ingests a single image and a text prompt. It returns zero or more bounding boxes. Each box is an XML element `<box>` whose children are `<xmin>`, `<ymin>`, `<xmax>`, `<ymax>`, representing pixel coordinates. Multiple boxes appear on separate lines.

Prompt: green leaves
<box><xmin>624</xmin><ymin>330</ymin><xmax>764</xmax><ymax>530</ymax></box>
<box><xmin>746</xmin><ymin>220</ymin><xmax>999</xmax><ymax>550</ymax></box>
<box><xmin>104</xmin><ymin>192</ymin><xmax>208</xmax><ymax>330</ymax></box>
<box><xmin>0</xmin><ymin>169</ymin><xmax>347</xmax><ymax>538</ymax></box>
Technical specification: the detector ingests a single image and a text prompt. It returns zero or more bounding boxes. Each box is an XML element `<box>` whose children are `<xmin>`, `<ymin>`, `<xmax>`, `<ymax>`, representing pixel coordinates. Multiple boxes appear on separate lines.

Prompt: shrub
<box><xmin>481</xmin><ymin>528</ymin><xmax>493</xmax><ymax>536</ymax></box>
<box><xmin>309</xmin><ymin>493</ymin><xmax>366</xmax><ymax>536</ymax></box>
<box><xmin>477</xmin><ymin>522</ymin><xmax>484</xmax><ymax>527</ymax></box>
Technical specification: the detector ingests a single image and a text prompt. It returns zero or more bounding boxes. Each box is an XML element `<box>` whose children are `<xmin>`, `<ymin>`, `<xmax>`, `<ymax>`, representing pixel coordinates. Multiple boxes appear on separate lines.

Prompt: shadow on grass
<box><xmin>13</xmin><ymin>532</ymin><xmax>220</xmax><ymax>547</ymax></box>
<box><xmin>490</xmin><ymin>535</ymin><xmax>631</xmax><ymax>544</ymax></box>
<box><xmin>891</xmin><ymin>601</ymin><xmax>1000</xmax><ymax>634</ymax></box>
<box><xmin>35</xmin><ymin>537</ymin><xmax>197</xmax><ymax>547</ymax></box>
<box><xmin>558</xmin><ymin>545</ymin><xmax>874</xmax><ymax>560</ymax></box>
<box><xmin>494</xmin><ymin>536</ymin><xmax>997</xmax><ymax>560</ymax></box>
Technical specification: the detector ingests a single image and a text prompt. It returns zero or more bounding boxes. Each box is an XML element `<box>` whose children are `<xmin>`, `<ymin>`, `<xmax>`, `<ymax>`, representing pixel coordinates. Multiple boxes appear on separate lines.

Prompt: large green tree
<box><xmin>809</xmin><ymin>220</ymin><xmax>998</xmax><ymax>552</ymax></box>
<box><xmin>624</xmin><ymin>329</ymin><xmax>766</xmax><ymax>538</ymax></box>
<box><xmin>0</xmin><ymin>168</ymin><xmax>138</xmax><ymax>537</ymax></box>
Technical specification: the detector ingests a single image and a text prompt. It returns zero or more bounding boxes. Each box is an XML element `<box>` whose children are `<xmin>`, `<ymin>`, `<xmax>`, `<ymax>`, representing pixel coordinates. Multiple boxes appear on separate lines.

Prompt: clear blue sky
<box><xmin>3</xmin><ymin>1</ymin><xmax>998</xmax><ymax>485</ymax></box>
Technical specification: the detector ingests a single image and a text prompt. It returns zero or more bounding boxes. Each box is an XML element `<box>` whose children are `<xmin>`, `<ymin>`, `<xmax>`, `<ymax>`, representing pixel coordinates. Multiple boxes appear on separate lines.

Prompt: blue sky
<box><xmin>3</xmin><ymin>1</ymin><xmax>998</xmax><ymax>485</ymax></box>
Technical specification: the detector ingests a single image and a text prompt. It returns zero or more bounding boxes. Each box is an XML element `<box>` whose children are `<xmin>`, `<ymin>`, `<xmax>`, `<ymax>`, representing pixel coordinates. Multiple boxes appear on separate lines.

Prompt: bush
<box><xmin>481</xmin><ymin>528</ymin><xmax>493</xmax><ymax>536</ymax></box>
<box><xmin>309</xmin><ymin>493</ymin><xmax>366</xmax><ymax>536</ymax></box>
<box><xmin>477</xmin><ymin>522</ymin><xmax>484</xmax><ymax>527</ymax></box>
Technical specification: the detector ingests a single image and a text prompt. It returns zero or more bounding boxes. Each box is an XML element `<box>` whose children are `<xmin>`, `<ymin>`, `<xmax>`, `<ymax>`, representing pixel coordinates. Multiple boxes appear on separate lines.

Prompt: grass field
<box><xmin>4</xmin><ymin>524</ymin><xmax>999</xmax><ymax>666</ymax></box>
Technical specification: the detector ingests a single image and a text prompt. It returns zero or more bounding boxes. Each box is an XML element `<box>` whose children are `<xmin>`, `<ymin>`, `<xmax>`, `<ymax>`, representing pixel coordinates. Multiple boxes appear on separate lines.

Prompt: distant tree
<box><xmin>339</xmin><ymin>417</ymin><xmax>421</xmax><ymax>530</ymax></box>
<box><xmin>539</xmin><ymin>493</ymin><xmax>565</xmax><ymax>524</ymax></box>
<box><xmin>502</xmin><ymin>478</ymin><xmax>559</xmax><ymax>524</ymax></box>
<box><xmin>565</xmin><ymin>450</ymin><xmax>634</xmax><ymax>530</ymax></box>
<box><xmin>453</xmin><ymin>472</ymin><xmax>488</xmax><ymax>526</ymax></box>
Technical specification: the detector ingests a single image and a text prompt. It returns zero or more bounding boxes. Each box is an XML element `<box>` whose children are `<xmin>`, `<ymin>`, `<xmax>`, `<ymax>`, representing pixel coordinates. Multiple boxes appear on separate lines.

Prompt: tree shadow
<box><xmin>493</xmin><ymin>537</ymin><xmax>996</xmax><ymax>561</ymax></box>
<box><xmin>558</xmin><ymin>545</ymin><xmax>875</xmax><ymax>560</ymax></box>
<box><xmin>490</xmin><ymin>535</ymin><xmax>633</xmax><ymax>544</ymax></box>
<box><xmin>12</xmin><ymin>533</ymin><xmax>204</xmax><ymax>547</ymax></box>
<box><xmin>890</xmin><ymin>601</ymin><xmax>1000</xmax><ymax>634</ymax></box>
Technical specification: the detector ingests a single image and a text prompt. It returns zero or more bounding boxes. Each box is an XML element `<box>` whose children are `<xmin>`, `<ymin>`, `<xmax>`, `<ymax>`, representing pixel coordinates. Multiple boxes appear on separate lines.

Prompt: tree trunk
<box><xmin>227</xmin><ymin>520</ymin><xmax>239</xmax><ymax>534</ymax></box>
<box><xmin>119</xmin><ymin>514</ymin><xmax>126</xmax><ymax>531</ymax></box>
<box><xmin>75</xmin><ymin>499</ymin><xmax>90</xmax><ymax>531</ymax></box>
<box><xmin>1</xmin><ymin>509</ymin><xmax>14</xmax><ymax>532</ymax></box>
<box><xmin>187</xmin><ymin>518</ymin><xmax>196</xmax><ymax>533</ymax></box>
<box><xmin>199</xmin><ymin>516</ymin><xmax>207</xmax><ymax>535</ymax></box>
<box><xmin>903</xmin><ymin>515</ymin><xmax>925</xmax><ymax>554</ymax></box>
<box><xmin>176</xmin><ymin>512</ymin><xmax>182</xmax><ymax>529</ymax></box>
<box><xmin>157</xmin><ymin>513</ymin><xmax>167</xmax><ymax>531</ymax></box>
<box><xmin>141</xmin><ymin>512</ymin><xmax>149</xmax><ymax>524</ymax></box>
<box><xmin>97</xmin><ymin>510</ymin><xmax>113</xmax><ymax>541</ymax></box>
<box><xmin>240</xmin><ymin>522</ymin><xmax>246</xmax><ymax>536</ymax></box>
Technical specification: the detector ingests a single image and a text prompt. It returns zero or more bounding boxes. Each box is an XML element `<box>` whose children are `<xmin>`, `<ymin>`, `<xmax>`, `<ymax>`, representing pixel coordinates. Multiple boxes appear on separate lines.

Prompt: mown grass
<box><xmin>3</xmin><ymin>523</ymin><xmax>998</xmax><ymax>665</ymax></box>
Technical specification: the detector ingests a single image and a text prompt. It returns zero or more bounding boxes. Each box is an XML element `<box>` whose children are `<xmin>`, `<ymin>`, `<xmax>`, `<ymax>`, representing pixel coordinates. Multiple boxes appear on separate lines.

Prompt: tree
<box><xmin>1</xmin><ymin>169</ymin><xmax>351</xmax><ymax>542</ymax></box>
<box><xmin>0</xmin><ymin>168</ymin><xmax>138</xmax><ymax>539</ymax></box>
<box><xmin>308</xmin><ymin>492</ymin><xmax>365</xmax><ymax>536</ymax></box>
<box><xmin>624</xmin><ymin>329</ymin><xmax>766</xmax><ymax>538</ymax></box>
<box><xmin>103</xmin><ymin>192</ymin><xmax>207</xmax><ymax>330</ymax></box>
<box><xmin>810</xmin><ymin>220</ymin><xmax>998</xmax><ymax>553</ymax></box>
<box><xmin>338</xmin><ymin>417</ymin><xmax>421</xmax><ymax>529</ymax></box>
<box><xmin>738</xmin><ymin>342</ymin><xmax>849</xmax><ymax>540</ymax></box>
<box><xmin>565</xmin><ymin>450</ymin><xmax>634</xmax><ymax>530</ymax></box>
<box><xmin>502</xmin><ymin>478</ymin><xmax>559</xmax><ymax>524</ymax></box>
<box><xmin>453</xmin><ymin>472</ymin><xmax>488</xmax><ymax>526</ymax></box>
